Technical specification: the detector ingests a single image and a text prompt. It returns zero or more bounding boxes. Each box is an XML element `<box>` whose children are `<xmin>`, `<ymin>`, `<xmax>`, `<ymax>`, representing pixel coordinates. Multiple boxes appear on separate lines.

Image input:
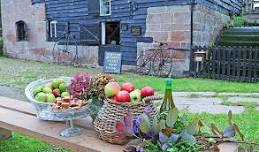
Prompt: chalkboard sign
<box><xmin>103</xmin><ymin>52</ymin><xmax>122</xmax><ymax>73</ymax></box>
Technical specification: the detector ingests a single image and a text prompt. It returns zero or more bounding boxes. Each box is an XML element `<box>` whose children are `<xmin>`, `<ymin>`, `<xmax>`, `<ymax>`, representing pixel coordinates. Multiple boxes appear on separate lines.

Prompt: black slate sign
<box><xmin>103</xmin><ymin>52</ymin><xmax>122</xmax><ymax>74</ymax></box>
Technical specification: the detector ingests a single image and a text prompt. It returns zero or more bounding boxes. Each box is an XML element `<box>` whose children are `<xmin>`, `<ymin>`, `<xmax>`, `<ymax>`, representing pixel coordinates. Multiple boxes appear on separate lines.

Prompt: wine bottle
<box><xmin>160</xmin><ymin>78</ymin><xmax>176</xmax><ymax>113</ymax></box>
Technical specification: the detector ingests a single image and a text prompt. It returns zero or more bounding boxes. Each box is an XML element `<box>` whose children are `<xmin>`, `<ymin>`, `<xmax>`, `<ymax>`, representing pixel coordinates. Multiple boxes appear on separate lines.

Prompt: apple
<box><xmin>52</xmin><ymin>80</ymin><xmax>60</xmax><ymax>89</ymax></box>
<box><xmin>52</xmin><ymin>89</ymin><xmax>60</xmax><ymax>97</ymax></box>
<box><xmin>116</xmin><ymin>91</ymin><xmax>131</xmax><ymax>103</ymax></box>
<box><xmin>140</xmin><ymin>87</ymin><xmax>154</xmax><ymax>97</ymax></box>
<box><xmin>130</xmin><ymin>90</ymin><xmax>142</xmax><ymax>104</ymax></box>
<box><xmin>121</xmin><ymin>82</ymin><xmax>135</xmax><ymax>93</ymax></box>
<box><xmin>61</xmin><ymin>92</ymin><xmax>70</xmax><ymax>98</ymax></box>
<box><xmin>42</xmin><ymin>87</ymin><xmax>52</xmax><ymax>94</ymax></box>
<box><xmin>45</xmin><ymin>82</ymin><xmax>53</xmax><ymax>90</ymax></box>
<box><xmin>33</xmin><ymin>86</ymin><xmax>43</xmax><ymax>97</ymax></box>
<box><xmin>59</xmin><ymin>83</ymin><xmax>67</xmax><ymax>93</ymax></box>
<box><xmin>46</xmin><ymin>93</ymin><xmax>56</xmax><ymax>103</ymax></box>
<box><xmin>35</xmin><ymin>92</ymin><xmax>47</xmax><ymax>102</ymax></box>
<box><xmin>104</xmin><ymin>82</ymin><xmax>121</xmax><ymax>98</ymax></box>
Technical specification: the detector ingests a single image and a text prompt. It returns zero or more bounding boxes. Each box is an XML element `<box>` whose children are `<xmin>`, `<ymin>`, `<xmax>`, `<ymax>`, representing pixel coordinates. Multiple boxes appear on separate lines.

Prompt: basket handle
<box><xmin>142</xmin><ymin>95</ymin><xmax>162</xmax><ymax>105</ymax></box>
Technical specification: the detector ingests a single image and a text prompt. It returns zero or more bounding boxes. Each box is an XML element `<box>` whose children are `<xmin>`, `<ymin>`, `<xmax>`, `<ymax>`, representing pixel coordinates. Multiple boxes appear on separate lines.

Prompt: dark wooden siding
<box><xmin>44</xmin><ymin>0</ymin><xmax>242</xmax><ymax>65</ymax></box>
<box><xmin>32</xmin><ymin>0</ymin><xmax>45</xmax><ymax>4</ymax></box>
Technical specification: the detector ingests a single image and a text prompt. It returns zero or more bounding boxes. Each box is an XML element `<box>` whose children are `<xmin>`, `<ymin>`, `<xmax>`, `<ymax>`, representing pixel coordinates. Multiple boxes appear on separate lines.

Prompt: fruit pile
<box><xmin>104</xmin><ymin>82</ymin><xmax>154</xmax><ymax>104</ymax></box>
<box><xmin>53</xmin><ymin>97</ymin><xmax>87</xmax><ymax>110</ymax></box>
<box><xmin>33</xmin><ymin>79</ymin><xmax>70</xmax><ymax>103</ymax></box>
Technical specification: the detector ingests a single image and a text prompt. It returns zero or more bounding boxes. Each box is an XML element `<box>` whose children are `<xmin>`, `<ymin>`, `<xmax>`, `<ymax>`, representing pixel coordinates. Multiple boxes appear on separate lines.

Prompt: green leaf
<box><xmin>159</xmin><ymin>120</ymin><xmax>166</xmax><ymax>130</ymax></box>
<box><xmin>180</xmin><ymin>130</ymin><xmax>196</xmax><ymax>145</ymax></box>
<box><xmin>166</xmin><ymin>108</ymin><xmax>178</xmax><ymax>128</ymax></box>
<box><xmin>186</xmin><ymin>120</ymin><xmax>198</xmax><ymax>135</ymax></box>
<box><xmin>139</xmin><ymin>114</ymin><xmax>151</xmax><ymax>134</ymax></box>
<box><xmin>152</xmin><ymin>115</ymin><xmax>160</xmax><ymax>134</ymax></box>
<box><xmin>228</xmin><ymin>110</ymin><xmax>233</xmax><ymax>125</ymax></box>
<box><xmin>233</xmin><ymin>123</ymin><xmax>244</xmax><ymax>141</ymax></box>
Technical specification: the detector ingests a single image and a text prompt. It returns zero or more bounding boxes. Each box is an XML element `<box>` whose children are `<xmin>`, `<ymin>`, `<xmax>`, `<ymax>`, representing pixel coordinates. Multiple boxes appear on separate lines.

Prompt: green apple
<box><xmin>52</xmin><ymin>80</ymin><xmax>60</xmax><ymax>89</ymax></box>
<box><xmin>61</xmin><ymin>92</ymin><xmax>70</xmax><ymax>98</ymax></box>
<box><xmin>130</xmin><ymin>90</ymin><xmax>142</xmax><ymax>104</ymax></box>
<box><xmin>46</xmin><ymin>93</ymin><xmax>56</xmax><ymax>103</ymax></box>
<box><xmin>59</xmin><ymin>83</ymin><xmax>67</xmax><ymax>93</ymax></box>
<box><xmin>43</xmin><ymin>87</ymin><xmax>52</xmax><ymax>94</ymax></box>
<box><xmin>33</xmin><ymin>86</ymin><xmax>43</xmax><ymax>97</ymax></box>
<box><xmin>35</xmin><ymin>92</ymin><xmax>47</xmax><ymax>102</ymax></box>
<box><xmin>104</xmin><ymin>82</ymin><xmax>121</xmax><ymax>98</ymax></box>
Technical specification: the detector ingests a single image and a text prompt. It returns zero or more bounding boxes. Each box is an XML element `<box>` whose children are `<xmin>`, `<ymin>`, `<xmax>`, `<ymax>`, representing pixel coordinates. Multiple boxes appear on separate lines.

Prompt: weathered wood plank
<box><xmin>0</xmin><ymin>106</ymin><xmax>124</xmax><ymax>152</ymax></box>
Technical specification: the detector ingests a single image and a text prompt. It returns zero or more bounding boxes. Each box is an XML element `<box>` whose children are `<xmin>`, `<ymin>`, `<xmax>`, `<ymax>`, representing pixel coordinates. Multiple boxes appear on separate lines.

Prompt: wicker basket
<box><xmin>94</xmin><ymin>95</ymin><xmax>162</xmax><ymax>145</ymax></box>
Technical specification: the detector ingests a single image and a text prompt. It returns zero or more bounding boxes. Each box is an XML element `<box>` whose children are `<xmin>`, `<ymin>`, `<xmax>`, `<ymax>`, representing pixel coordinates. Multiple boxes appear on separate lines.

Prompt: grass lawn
<box><xmin>1</xmin><ymin>56</ymin><xmax>259</xmax><ymax>93</ymax></box>
<box><xmin>0</xmin><ymin>56</ymin><xmax>258</xmax><ymax>151</ymax></box>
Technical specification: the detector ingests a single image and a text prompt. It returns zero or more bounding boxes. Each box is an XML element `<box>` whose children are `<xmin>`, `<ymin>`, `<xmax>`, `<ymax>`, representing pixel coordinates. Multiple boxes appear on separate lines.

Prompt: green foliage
<box><xmin>233</xmin><ymin>16</ymin><xmax>245</xmax><ymax>27</ymax></box>
<box><xmin>2</xmin><ymin>56</ymin><xmax>259</xmax><ymax>93</ymax></box>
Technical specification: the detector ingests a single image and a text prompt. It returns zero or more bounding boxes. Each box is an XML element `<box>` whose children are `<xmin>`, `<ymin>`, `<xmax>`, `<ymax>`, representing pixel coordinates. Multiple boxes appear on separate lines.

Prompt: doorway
<box><xmin>99</xmin><ymin>21</ymin><xmax>121</xmax><ymax>65</ymax></box>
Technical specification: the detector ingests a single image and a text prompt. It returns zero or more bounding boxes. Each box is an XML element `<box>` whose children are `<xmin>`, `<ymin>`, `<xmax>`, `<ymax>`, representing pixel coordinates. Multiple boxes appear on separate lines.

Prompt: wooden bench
<box><xmin>0</xmin><ymin>96</ymin><xmax>124</xmax><ymax>152</ymax></box>
<box><xmin>0</xmin><ymin>96</ymin><xmax>239</xmax><ymax>152</ymax></box>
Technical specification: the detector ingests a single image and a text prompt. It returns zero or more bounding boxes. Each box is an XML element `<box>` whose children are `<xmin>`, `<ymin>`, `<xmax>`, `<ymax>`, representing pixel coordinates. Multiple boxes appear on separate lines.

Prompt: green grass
<box><xmin>190</xmin><ymin>108</ymin><xmax>259</xmax><ymax>150</ymax></box>
<box><xmin>0</xmin><ymin>133</ymin><xmax>70</xmax><ymax>152</ymax></box>
<box><xmin>1</xmin><ymin>56</ymin><xmax>259</xmax><ymax>93</ymax></box>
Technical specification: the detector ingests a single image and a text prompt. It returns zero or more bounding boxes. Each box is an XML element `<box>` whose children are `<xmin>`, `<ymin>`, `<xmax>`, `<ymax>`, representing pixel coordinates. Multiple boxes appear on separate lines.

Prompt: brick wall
<box><xmin>1</xmin><ymin>0</ymin><xmax>99</xmax><ymax>67</ymax></box>
<box><xmin>192</xmin><ymin>5</ymin><xmax>230</xmax><ymax>46</ymax></box>
<box><xmin>137</xmin><ymin>5</ymin><xmax>192</xmax><ymax>76</ymax></box>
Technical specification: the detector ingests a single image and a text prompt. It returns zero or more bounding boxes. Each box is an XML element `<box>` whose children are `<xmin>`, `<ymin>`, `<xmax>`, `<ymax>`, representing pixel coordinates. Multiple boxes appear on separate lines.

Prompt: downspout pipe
<box><xmin>190</xmin><ymin>0</ymin><xmax>196</xmax><ymax>76</ymax></box>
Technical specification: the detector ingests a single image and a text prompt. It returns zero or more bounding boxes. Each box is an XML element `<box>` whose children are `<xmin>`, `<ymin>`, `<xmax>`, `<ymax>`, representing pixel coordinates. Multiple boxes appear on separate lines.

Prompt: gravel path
<box><xmin>0</xmin><ymin>86</ymin><xmax>258</xmax><ymax>114</ymax></box>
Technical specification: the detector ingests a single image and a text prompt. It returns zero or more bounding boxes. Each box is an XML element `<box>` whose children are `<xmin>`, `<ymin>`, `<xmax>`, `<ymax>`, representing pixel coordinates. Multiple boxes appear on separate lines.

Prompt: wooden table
<box><xmin>0</xmin><ymin>96</ymin><xmax>124</xmax><ymax>152</ymax></box>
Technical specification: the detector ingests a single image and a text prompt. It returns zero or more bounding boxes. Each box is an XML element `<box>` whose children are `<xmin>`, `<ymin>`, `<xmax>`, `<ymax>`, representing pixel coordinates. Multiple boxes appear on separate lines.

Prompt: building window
<box><xmin>49</xmin><ymin>20</ymin><xmax>58</xmax><ymax>39</ymax></box>
<box><xmin>16</xmin><ymin>21</ymin><xmax>27</xmax><ymax>41</ymax></box>
<box><xmin>100</xmin><ymin>0</ymin><xmax>111</xmax><ymax>16</ymax></box>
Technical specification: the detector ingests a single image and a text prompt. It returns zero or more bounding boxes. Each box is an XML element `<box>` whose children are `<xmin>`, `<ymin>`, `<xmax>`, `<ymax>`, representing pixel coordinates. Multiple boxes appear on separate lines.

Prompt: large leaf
<box><xmin>125</xmin><ymin>138</ymin><xmax>142</xmax><ymax>150</ymax></box>
<box><xmin>180</xmin><ymin>130</ymin><xmax>196</xmax><ymax>145</ymax></box>
<box><xmin>233</xmin><ymin>123</ymin><xmax>244</xmax><ymax>141</ymax></box>
<box><xmin>186</xmin><ymin>120</ymin><xmax>198</xmax><ymax>135</ymax></box>
<box><xmin>169</xmin><ymin>133</ymin><xmax>180</xmax><ymax>144</ymax></box>
<box><xmin>152</xmin><ymin>115</ymin><xmax>160</xmax><ymax>134</ymax></box>
<box><xmin>159</xmin><ymin>131</ymin><xmax>168</xmax><ymax>143</ymax></box>
<box><xmin>223</xmin><ymin>126</ymin><xmax>235</xmax><ymax>138</ymax></box>
<box><xmin>139</xmin><ymin>114</ymin><xmax>151</xmax><ymax>134</ymax></box>
<box><xmin>159</xmin><ymin>120</ymin><xmax>166</xmax><ymax>130</ymax></box>
<box><xmin>228</xmin><ymin>110</ymin><xmax>233</xmax><ymax>125</ymax></box>
<box><xmin>166</xmin><ymin>108</ymin><xmax>178</xmax><ymax>128</ymax></box>
<box><xmin>211</xmin><ymin>124</ymin><xmax>223</xmax><ymax>137</ymax></box>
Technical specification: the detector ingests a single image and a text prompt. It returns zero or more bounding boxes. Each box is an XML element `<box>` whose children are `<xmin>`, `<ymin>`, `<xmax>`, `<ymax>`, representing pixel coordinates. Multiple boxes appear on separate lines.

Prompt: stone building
<box><xmin>1</xmin><ymin>0</ymin><xmax>242</xmax><ymax>76</ymax></box>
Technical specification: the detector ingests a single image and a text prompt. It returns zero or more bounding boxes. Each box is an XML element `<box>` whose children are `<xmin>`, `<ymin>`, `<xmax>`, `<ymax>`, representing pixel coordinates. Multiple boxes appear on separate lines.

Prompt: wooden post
<box><xmin>0</xmin><ymin>128</ymin><xmax>12</xmax><ymax>141</ymax></box>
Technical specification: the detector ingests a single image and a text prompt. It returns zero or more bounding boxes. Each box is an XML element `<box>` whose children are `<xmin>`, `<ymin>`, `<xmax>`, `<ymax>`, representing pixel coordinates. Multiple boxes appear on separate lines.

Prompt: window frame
<box><xmin>100</xmin><ymin>0</ymin><xmax>112</xmax><ymax>16</ymax></box>
<box><xmin>16</xmin><ymin>21</ymin><xmax>27</xmax><ymax>41</ymax></box>
<box><xmin>47</xmin><ymin>20</ymin><xmax>58</xmax><ymax>41</ymax></box>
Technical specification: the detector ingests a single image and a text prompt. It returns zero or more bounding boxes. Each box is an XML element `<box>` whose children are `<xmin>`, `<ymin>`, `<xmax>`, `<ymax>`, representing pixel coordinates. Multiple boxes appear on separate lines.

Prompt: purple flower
<box><xmin>135</xmin><ymin>116</ymin><xmax>142</xmax><ymax>126</ymax></box>
<box><xmin>162</xmin><ymin>143</ymin><xmax>169</xmax><ymax>151</ymax></box>
<box><xmin>132</xmin><ymin>121</ymin><xmax>139</xmax><ymax>134</ymax></box>
<box><xmin>136</xmin><ymin>146</ymin><xmax>144</xmax><ymax>152</ymax></box>
<box><xmin>144</xmin><ymin>106</ymin><xmax>152</xmax><ymax>114</ymax></box>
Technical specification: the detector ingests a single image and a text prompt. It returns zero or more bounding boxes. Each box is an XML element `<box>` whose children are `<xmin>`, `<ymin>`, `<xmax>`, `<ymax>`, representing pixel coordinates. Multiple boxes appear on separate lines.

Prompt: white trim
<box><xmin>101</xmin><ymin>22</ymin><xmax>106</xmax><ymax>45</ymax></box>
<box><xmin>100</xmin><ymin>0</ymin><xmax>111</xmax><ymax>16</ymax></box>
<box><xmin>50</xmin><ymin>20</ymin><xmax>57</xmax><ymax>38</ymax></box>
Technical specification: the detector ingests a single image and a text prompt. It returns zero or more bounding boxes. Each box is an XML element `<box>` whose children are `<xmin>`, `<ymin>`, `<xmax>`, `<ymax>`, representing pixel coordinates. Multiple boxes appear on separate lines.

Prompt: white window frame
<box><xmin>50</xmin><ymin>20</ymin><xmax>57</xmax><ymax>38</ymax></box>
<box><xmin>100</xmin><ymin>0</ymin><xmax>111</xmax><ymax>16</ymax></box>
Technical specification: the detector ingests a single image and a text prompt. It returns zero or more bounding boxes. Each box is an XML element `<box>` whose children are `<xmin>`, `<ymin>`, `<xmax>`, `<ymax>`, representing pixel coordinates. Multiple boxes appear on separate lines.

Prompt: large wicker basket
<box><xmin>94</xmin><ymin>96</ymin><xmax>162</xmax><ymax>145</ymax></box>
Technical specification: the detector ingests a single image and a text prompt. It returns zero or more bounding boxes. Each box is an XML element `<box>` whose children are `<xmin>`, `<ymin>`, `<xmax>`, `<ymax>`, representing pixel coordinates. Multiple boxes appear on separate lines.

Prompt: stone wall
<box><xmin>1</xmin><ymin>0</ymin><xmax>99</xmax><ymax>67</ymax></box>
<box><xmin>137</xmin><ymin>5</ymin><xmax>192</xmax><ymax>76</ymax></box>
<box><xmin>192</xmin><ymin>5</ymin><xmax>230</xmax><ymax>46</ymax></box>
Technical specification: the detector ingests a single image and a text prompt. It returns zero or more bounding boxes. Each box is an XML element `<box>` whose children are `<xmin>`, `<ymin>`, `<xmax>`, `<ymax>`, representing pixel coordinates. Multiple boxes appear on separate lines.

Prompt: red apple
<box><xmin>121</xmin><ymin>82</ymin><xmax>135</xmax><ymax>93</ymax></box>
<box><xmin>52</xmin><ymin>89</ymin><xmax>60</xmax><ymax>97</ymax></box>
<box><xmin>141</xmin><ymin>87</ymin><xmax>154</xmax><ymax>97</ymax></box>
<box><xmin>105</xmin><ymin>82</ymin><xmax>121</xmax><ymax>98</ymax></box>
<box><xmin>116</xmin><ymin>91</ymin><xmax>131</xmax><ymax>103</ymax></box>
